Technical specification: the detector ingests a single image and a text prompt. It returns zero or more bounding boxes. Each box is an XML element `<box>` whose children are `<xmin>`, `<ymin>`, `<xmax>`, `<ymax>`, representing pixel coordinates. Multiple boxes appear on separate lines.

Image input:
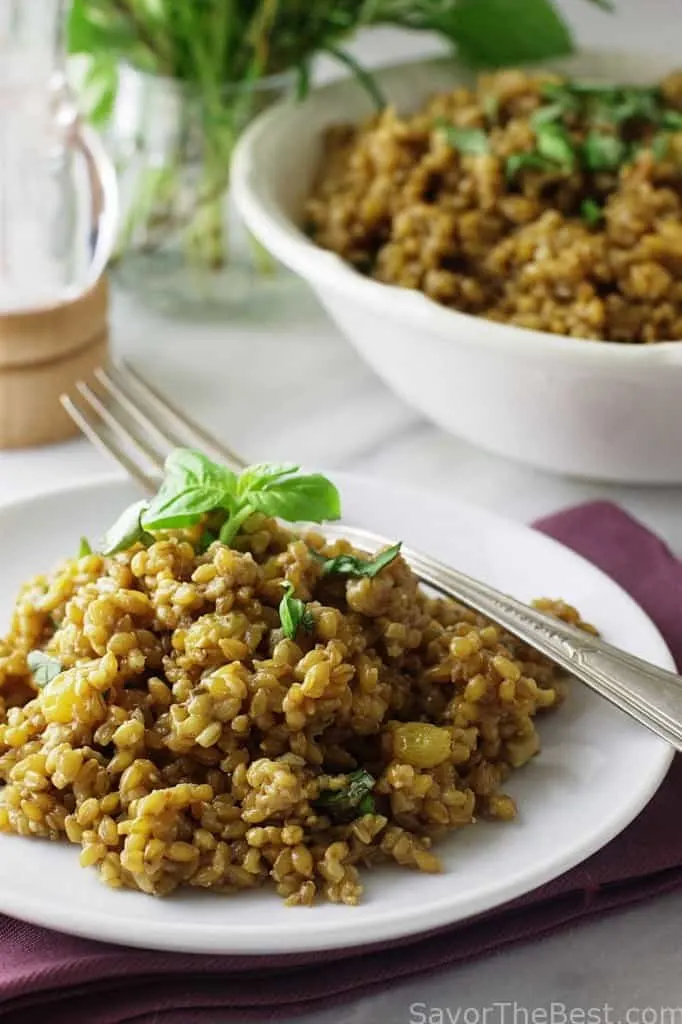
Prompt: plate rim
<box><xmin>0</xmin><ymin>472</ymin><xmax>673</xmax><ymax>954</ymax></box>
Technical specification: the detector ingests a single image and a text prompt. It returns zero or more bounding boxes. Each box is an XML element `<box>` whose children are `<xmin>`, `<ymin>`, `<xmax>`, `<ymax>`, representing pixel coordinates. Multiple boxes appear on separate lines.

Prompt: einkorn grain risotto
<box><xmin>0</xmin><ymin>452</ymin><xmax>594</xmax><ymax>905</ymax></box>
<box><xmin>306</xmin><ymin>70</ymin><xmax>682</xmax><ymax>342</ymax></box>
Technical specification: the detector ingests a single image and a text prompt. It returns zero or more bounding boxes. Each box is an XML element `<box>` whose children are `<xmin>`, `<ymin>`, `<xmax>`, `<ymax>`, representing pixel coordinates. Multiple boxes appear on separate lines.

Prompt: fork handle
<box><xmin>405</xmin><ymin>546</ymin><xmax>682</xmax><ymax>752</ymax></box>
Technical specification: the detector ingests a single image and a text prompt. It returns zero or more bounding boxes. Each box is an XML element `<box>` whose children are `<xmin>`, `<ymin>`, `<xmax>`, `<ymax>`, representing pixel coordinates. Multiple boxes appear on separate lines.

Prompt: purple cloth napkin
<box><xmin>2</xmin><ymin>500</ymin><xmax>682</xmax><ymax>1024</ymax></box>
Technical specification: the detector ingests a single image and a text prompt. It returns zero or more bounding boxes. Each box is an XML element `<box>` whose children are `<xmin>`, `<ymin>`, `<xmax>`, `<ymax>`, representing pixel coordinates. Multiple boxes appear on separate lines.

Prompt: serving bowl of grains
<box><xmin>0</xmin><ymin>454</ymin><xmax>672</xmax><ymax>952</ymax></box>
<box><xmin>233</xmin><ymin>49</ymin><xmax>682</xmax><ymax>483</ymax></box>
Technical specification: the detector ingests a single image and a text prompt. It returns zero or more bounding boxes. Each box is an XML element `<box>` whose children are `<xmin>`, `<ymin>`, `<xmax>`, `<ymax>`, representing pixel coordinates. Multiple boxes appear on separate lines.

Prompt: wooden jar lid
<box><xmin>0</xmin><ymin>278</ymin><xmax>109</xmax><ymax>449</ymax></box>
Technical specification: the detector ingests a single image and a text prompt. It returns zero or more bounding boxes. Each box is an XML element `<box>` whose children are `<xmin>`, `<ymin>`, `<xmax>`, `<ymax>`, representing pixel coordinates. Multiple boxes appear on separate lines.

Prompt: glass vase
<box><xmin>108</xmin><ymin>64</ymin><xmax>292</xmax><ymax>316</ymax></box>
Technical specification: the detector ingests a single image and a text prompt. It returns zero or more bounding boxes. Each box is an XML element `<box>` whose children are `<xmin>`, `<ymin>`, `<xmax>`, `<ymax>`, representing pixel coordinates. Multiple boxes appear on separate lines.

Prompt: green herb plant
<box><xmin>67</xmin><ymin>0</ymin><xmax>612</xmax><ymax>272</ymax></box>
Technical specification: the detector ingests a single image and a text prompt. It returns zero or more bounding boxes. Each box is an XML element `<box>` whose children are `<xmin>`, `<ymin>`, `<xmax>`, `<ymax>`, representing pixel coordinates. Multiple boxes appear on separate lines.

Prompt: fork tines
<box><xmin>61</xmin><ymin>361</ymin><xmax>247</xmax><ymax>492</ymax></box>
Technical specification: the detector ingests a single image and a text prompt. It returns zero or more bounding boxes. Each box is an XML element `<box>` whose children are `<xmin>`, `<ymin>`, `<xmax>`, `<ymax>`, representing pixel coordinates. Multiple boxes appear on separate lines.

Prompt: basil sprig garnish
<box><xmin>279</xmin><ymin>581</ymin><xmax>314</xmax><ymax>640</ymax></box>
<box><xmin>316</xmin><ymin>769</ymin><xmax>376</xmax><ymax>822</ymax></box>
<box><xmin>319</xmin><ymin>542</ymin><xmax>402</xmax><ymax>579</ymax></box>
<box><xmin>100</xmin><ymin>450</ymin><xmax>341</xmax><ymax>555</ymax></box>
<box><xmin>27</xmin><ymin>651</ymin><xmax>63</xmax><ymax>688</ymax></box>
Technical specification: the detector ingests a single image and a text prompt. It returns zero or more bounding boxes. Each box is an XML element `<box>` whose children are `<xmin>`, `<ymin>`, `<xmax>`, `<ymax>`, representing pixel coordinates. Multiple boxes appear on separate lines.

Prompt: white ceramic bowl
<box><xmin>233</xmin><ymin>50</ymin><xmax>682</xmax><ymax>484</ymax></box>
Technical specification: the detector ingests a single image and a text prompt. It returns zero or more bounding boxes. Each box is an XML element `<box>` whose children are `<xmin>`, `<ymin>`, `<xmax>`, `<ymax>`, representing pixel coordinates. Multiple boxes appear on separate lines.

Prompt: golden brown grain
<box><xmin>0</xmin><ymin>515</ymin><xmax>588</xmax><ymax>904</ymax></box>
<box><xmin>306</xmin><ymin>69</ymin><xmax>682</xmax><ymax>343</ymax></box>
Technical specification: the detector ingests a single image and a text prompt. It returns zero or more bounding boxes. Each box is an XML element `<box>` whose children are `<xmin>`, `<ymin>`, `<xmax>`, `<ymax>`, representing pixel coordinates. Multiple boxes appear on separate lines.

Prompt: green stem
<box><xmin>324</xmin><ymin>45</ymin><xmax>386</xmax><ymax>110</ymax></box>
<box><xmin>219</xmin><ymin>504</ymin><xmax>254</xmax><ymax>546</ymax></box>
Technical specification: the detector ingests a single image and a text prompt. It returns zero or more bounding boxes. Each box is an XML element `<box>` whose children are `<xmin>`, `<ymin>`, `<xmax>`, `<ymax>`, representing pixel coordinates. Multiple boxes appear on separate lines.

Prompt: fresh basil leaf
<box><xmin>236</xmin><ymin>462</ymin><xmax>300</xmax><ymax>496</ymax></box>
<box><xmin>532</xmin><ymin>101</ymin><xmax>569</xmax><ymax>126</ymax></box>
<box><xmin>650</xmin><ymin>134</ymin><xmax>671</xmax><ymax>161</ymax></box>
<box><xmin>661</xmin><ymin>109</ymin><xmax>682</xmax><ymax>131</ymax></box>
<box><xmin>316</xmin><ymin>769</ymin><xmax>376</xmax><ymax>823</ymax></box>
<box><xmin>27</xmin><ymin>651</ymin><xmax>63</xmax><ymax>688</ymax></box>
<box><xmin>446</xmin><ymin>0</ymin><xmax>573</xmax><ymax>68</ymax></box>
<box><xmin>582</xmin><ymin>131</ymin><xmax>627</xmax><ymax>171</ymax></box>
<box><xmin>78</xmin><ymin>537</ymin><xmax>93</xmax><ymax>557</ymax></box>
<box><xmin>437</xmin><ymin>121</ymin><xmax>489</xmax><ymax>156</ymax></box>
<box><xmin>580</xmin><ymin>198</ymin><xmax>604</xmax><ymax>227</ymax></box>
<box><xmin>246</xmin><ymin>474</ymin><xmax>341</xmax><ymax>524</ymax></box>
<box><xmin>321</xmin><ymin>542</ymin><xmax>402</xmax><ymax>579</ymax></box>
<box><xmin>165</xmin><ymin>448</ymin><xmax>238</xmax><ymax>495</ymax></box>
<box><xmin>505</xmin><ymin>150</ymin><xmax>555</xmax><ymax>179</ymax></box>
<box><xmin>102</xmin><ymin>499</ymin><xmax>154</xmax><ymax>555</ymax></box>
<box><xmin>142</xmin><ymin>448</ymin><xmax>237</xmax><ymax>530</ymax></box>
<box><xmin>278</xmin><ymin>581</ymin><xmax>314</xmax><ymax>640</ymax></box>
<box><xmin>358</xmin><ymin>793</ymin><xmax>376</xmax><ymax>816</ymax></box>
<box><xmin>535</xmin><ymin>122</ymin><xmax>576</xmax><ymax>168</ymax></box>
<box><xmin>142</xmin><ymin>487</ymin><xmax>229</xmax><ymax>530</ymax></box>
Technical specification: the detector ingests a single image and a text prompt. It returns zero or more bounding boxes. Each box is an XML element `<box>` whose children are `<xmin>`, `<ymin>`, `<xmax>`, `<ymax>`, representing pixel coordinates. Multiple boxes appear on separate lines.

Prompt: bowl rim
<box><xmin>232</xmin><ymin>47</ymin><xmax>682</xmax><ymax>368</ymax></box>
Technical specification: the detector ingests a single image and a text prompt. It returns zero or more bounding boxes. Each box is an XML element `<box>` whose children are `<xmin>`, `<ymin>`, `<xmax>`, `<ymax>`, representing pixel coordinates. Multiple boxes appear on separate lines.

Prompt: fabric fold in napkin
<box><xmin>2</xmin><ymin>500</ymin><xmax>682</xmax><ymax>1024</ymax></box>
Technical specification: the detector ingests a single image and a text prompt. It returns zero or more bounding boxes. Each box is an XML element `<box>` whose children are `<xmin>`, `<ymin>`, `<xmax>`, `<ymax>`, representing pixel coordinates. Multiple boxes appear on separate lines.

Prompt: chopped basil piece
<box><xmin>580</xmin><ymin>198</ymin><xmax>604</xmax><ymax>227</ymax></box>
<box><xmin>535</xmin><ymin>122</ymin><xmax>576</xmax><ymax>168</ymax></box>
<box><xmin>320</xmin><ymin>542</ymin><xmax>402</xmax><ymax>579</ymax></box>
<box><xmin>582</xmin><ymin>131</ymin><xmax>627</xmax><ymax>171</ymax></box>
<box><xmin>437</xmin><ymin>121</ymin><xmax>490</xmax><ymax>156</ymax></box>
<box><xmin>278</xmin><ymin>581</ymin><xmax>314</xmax><ymax>640</ymax></box>
<box><xmin>505</xmin><ymin>151</ymin><xmax>555</xmax><ymax>179</ymax></box>
<box><xmin>532</xmin><ymin>101</ymin><xmax>571</xmax><ymax>126</ymax></box>
<box><xmin>316</xmin><ymin>769</ymin><xmax>376</xmax><ymax>823</ymax></box>
<box><xmin>27</xmin><ymin>651</ymin><xmax>63</xmax><ymax>688</ymax></box>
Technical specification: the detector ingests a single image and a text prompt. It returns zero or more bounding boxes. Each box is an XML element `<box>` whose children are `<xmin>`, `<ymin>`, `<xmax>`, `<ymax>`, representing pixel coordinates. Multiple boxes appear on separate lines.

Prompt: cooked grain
<box><xmin>0</xmin><ymin>516</ymin><xmax>591</xmax><ymax>904</ymax></box>
<box><xmin>306</xmin><ymin>69</ymin><xmax>682</xmax><ymax>342</ymax></box>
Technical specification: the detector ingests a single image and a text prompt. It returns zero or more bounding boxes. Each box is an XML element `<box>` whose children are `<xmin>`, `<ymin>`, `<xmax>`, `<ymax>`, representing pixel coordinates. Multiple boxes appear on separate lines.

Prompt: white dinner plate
<box><xmin>0</xmin><ymin>473</ymin><xmax>673</xmax><ymax>954</ymax></box>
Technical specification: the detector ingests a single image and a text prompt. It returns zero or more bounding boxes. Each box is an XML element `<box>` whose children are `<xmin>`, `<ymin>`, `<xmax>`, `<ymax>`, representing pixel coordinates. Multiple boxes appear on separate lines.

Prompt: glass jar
<box><xmin>0</xmin><ymin>0</ymin><xmax>116</xmax><ymax>312</ymax></box>
<box><xmin>108</xmin><ymin>64</ymin><xmax>293</xmax><ymax>316</ymax></box>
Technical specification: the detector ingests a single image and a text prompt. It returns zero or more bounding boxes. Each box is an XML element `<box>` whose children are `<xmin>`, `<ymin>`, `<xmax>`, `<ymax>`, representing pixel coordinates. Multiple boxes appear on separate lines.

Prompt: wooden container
<box><xmin>0</xmin><ymin>277</ymin><xmax>109</xmax><ymax>449</ymax></box>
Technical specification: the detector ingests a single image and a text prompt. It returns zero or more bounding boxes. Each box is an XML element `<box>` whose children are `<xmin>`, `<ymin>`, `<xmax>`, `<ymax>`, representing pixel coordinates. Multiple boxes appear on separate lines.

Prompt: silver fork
<box><xmin>62</xmin><ymin>363</ymin><xmax>682</xmax><ymax>753</ymax></box>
